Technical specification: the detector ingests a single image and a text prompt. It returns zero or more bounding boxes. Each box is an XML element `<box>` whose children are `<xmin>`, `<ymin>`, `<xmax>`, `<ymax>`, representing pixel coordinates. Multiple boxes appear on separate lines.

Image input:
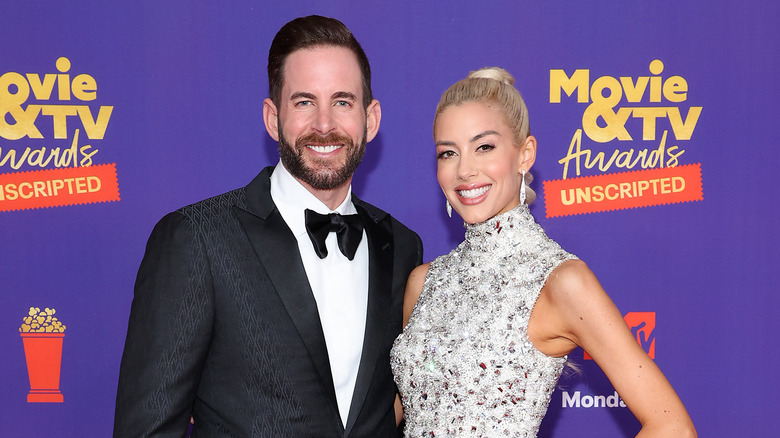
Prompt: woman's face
<box><xmin>434</xmin><ymin>101</ymin><xmax>534</xmax><ymax>224</ymax></box>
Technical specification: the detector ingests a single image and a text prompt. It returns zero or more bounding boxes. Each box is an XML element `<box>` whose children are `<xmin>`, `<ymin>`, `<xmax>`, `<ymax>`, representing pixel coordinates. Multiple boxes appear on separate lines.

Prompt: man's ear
<box><xmin>519</xmin><ymin>135</ymin><xmax>537</xmax><ymax>173</ymax></box>
<box><xmin>263</xmin><ymin>98</ymin><xmax>280</xmax><ymax>141</ymax></box>
<box><xmin>365</xmin><ymin>99</ymin><xmax>382</xmax><ymax>143</ymax></box>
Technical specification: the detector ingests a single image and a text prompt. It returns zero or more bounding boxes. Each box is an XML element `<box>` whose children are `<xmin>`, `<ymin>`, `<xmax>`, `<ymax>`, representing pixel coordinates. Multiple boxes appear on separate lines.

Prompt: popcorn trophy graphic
<box><xmin>19</xmin><ymin>307</ymin><xmax>66</xmax><ymax>402</ymax></box>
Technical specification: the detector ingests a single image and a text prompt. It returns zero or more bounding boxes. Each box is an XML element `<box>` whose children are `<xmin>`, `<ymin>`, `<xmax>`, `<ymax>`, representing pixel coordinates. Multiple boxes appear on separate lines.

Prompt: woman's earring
<box><xmin>446</xmin><ymin>199</ymin><xmax>452</xmax><ymax>218</ymax></box>
<box><xmin>520</xmin><ymin>170</ymin><xmax>527</xmax><ymax>205</ymax></box>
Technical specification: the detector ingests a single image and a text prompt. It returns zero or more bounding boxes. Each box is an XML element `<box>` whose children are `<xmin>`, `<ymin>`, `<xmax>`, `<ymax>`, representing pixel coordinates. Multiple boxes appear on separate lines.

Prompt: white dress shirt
<box><xmin>270</xmin><ymin>162</ymin><xmax>369</xmax><ymax>427</ymax></box>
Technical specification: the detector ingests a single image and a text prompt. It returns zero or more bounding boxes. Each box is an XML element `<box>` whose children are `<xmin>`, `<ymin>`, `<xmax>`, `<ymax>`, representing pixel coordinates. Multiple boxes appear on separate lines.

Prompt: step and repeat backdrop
<box><xmin>1</xmin><ymin>1</ymin><xmax>777</xmax><ymax>436</ymax></box>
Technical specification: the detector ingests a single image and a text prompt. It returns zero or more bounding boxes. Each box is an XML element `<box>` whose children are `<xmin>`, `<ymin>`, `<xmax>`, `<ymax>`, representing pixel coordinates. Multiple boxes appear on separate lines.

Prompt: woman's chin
<box><xmin>455</xmin><ymin>209</ymin><xmax>491</xmax><ymax>225</ymax></box>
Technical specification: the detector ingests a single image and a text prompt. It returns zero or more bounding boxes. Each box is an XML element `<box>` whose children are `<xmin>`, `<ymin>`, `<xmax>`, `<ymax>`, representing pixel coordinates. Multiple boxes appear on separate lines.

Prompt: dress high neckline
<box><xmin>463</xmin><ymin>203</ymin><xmax>536</xmax><ymax>254</ymax></box>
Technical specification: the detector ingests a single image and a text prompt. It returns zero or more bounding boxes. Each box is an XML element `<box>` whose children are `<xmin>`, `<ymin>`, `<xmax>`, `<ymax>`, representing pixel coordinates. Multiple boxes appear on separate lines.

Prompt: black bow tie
<box><xmin>304</xmin><ymin>209</ymin><xmax>364</xmax><ymax>260</ymax></box>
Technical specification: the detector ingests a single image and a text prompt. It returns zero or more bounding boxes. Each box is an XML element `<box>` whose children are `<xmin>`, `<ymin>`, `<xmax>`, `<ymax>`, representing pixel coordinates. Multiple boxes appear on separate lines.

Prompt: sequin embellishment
<box><xmin>391</xmin><ymin>204</ymin><xmax>577</xmax><ymax>437</ymax></box>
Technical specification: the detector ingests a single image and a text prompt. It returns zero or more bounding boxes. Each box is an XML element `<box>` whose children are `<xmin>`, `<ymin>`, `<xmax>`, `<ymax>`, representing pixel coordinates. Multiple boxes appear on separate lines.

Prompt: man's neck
<box><xmin>297</xmin><ymin>177</ymin><xmax>353</xmax><ymax>211</ymax></box>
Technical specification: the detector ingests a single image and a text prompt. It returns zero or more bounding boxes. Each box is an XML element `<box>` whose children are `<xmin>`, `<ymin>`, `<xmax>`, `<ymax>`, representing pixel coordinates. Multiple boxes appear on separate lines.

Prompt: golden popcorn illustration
<box><xmin>19</xmin><ymin>307</ymin><xmax>66</xmax><ymax>334</ymax></box>
<box><xmin>19</xmin><ymin>306</ymin><xmax>66</xmax><ymax>402</ymax></box>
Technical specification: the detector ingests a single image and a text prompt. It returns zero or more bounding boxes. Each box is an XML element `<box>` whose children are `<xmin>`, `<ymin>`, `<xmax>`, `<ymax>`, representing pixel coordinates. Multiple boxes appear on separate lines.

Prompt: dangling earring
<box><xmin>520</xmin><ymin>170</ymin><xmax>527</xmax><ymax>205</ymax></box>
<box><xmin>446</xmin><ymin>199</ymin><xmax>452</xmax><ymax>218</ymax></box>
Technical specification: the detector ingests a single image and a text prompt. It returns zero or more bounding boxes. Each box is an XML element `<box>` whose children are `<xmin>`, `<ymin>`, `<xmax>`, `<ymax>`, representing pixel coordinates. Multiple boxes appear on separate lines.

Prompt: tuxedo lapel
<box><xmin>233</xmin><ymin>168</ymin><xmax>337</xmax><ymax>407</ymax></box>
<box><xmin>344</xmin><ymin>200</ymin><xmax>395</xmax><ymax>436</ymax></box>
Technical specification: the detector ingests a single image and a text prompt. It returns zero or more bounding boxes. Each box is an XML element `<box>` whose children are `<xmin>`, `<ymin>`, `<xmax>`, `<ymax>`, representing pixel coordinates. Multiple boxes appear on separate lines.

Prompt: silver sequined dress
<box><xmin>390</xmin><ymin>204</ymin><xmax>577</xmax><ymax>437</ymax></box>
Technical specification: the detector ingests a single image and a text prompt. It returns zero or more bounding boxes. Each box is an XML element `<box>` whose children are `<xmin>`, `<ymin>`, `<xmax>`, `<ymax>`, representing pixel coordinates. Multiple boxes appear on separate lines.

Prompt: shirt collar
<box><xmin>270</xmin><ymin>161</ymin><xmax>356</xmax><ymax>237</ymax></box>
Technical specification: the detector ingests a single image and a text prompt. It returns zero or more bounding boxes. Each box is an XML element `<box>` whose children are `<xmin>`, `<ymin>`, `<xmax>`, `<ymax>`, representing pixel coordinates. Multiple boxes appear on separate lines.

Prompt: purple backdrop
<box><xmin>1</xmin><ymin>1</ymin><xmax>778</xmax><ymax>436</ymax></box>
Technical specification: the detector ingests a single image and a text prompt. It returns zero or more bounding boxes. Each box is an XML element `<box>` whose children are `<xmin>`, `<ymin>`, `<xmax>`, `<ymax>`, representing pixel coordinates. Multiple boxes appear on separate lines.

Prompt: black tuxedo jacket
<box><xmin>114</xmin><ymin>167</ymin><xmax>422</xmax><ymax>437</ymax></box>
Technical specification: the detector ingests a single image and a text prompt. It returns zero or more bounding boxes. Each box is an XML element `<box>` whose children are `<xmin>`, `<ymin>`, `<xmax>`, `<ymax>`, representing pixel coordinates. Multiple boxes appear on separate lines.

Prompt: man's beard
<box><xmin>278</xmin><ymin>126</ymin><xmax>367</xmax><ymax>190</ymax></box>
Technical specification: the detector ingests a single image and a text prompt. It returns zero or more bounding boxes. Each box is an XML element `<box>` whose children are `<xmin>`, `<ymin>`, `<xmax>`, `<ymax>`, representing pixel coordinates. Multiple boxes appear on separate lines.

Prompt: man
<box><xmin>114</xmin><ymin>15</ymin><xmax>422</xmax><ymax>437</ymax></box>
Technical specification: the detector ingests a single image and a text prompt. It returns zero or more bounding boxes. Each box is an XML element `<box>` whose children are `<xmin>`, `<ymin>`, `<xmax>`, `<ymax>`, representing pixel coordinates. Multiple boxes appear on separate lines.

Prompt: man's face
<box><xmin>269</xmin><ymin>45</ymin><xmax>378</xmax><ymax>191</ymax></box>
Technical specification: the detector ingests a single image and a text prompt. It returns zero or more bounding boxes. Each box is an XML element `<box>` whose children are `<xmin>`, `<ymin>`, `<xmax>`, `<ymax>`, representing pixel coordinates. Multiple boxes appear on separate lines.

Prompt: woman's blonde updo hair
<box><xmin>434</xmin><ymin>67</ymin><xmax>536</xmax><ymax>204</ymax></box>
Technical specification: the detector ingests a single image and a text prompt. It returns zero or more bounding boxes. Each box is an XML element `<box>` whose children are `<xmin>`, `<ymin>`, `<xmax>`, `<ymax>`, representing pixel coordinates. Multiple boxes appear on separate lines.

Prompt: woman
<box><xmin>390</xmin><ymin>67</ymin><xmax>696</xmax><ymax>437</ymax></box>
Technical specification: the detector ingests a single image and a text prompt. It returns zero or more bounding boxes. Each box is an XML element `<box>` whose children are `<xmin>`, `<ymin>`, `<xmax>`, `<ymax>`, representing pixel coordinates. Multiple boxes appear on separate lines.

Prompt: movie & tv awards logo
<box><xmin>544</xmin><ymin>59</ymin><xmax>703</xmax><ymax>217</ymax></box>
<box><xmin>0</xmin><ymin>57</ymin><xmax>119</xmax><ymax>212</ymax></box>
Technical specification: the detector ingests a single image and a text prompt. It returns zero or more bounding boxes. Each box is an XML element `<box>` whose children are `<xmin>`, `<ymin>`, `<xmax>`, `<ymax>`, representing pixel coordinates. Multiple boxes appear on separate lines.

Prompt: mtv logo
<box><xmin>583</xmin><ymin>312</ymin><xmax>655</xmax><ymax>360</ymax></box>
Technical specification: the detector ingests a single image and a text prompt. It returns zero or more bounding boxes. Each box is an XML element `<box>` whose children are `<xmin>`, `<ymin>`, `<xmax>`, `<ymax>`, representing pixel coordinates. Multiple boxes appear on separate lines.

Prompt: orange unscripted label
<box><xmin>543</xmin><ymin>164</ymin><xmax>702</xmax><ymax>218</ymax></box>
<box><xmin>0</xmin><ymin>163</ymin><xmax>120</xmax><ymax>212</ymax></box>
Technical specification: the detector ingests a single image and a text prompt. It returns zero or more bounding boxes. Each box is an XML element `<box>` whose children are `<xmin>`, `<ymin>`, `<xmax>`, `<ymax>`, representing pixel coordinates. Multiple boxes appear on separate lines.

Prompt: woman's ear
<box><xmin>519</xmin><ymin>135</ymin><xmax>537</xmax><ymax>173</ymax></box>
<box><xmin>263</xmin><ymin>98</ymin><xmax>280</xmax><ymax>141</ymax></box>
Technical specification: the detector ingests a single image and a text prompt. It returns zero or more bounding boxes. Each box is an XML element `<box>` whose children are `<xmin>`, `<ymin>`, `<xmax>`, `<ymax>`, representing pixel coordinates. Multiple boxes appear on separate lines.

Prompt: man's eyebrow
<box><xmin>290</xmin><ymin>92</ymin><xmax>316</xmax><ymax>101</ymax></box>
<box><xmin>333</xmin><ymin>91</ymin><xmax>358</xmax><ymax>101</ymax></box>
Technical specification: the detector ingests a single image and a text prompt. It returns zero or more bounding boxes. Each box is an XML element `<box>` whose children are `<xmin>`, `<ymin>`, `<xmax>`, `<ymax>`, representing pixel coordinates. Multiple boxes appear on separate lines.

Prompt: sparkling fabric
<box><xmin>391</xmin><ymin>204</ymin><xmax>577</xmax><ymax>437</ymax></box>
